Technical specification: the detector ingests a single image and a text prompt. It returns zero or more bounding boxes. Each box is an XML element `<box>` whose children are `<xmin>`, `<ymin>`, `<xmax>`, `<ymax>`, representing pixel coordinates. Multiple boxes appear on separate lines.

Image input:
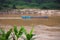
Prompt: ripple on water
<box><xmin>34</xmin><ymin>25</ymin><xmax>60</xmax><ymax>40</ymax></box>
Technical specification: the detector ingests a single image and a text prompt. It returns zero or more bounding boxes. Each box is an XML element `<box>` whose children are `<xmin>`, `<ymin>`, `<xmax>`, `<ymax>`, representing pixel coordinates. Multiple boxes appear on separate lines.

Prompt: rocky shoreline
<box><xmin>0</xmin><ymin>9</ymin><xmax>60</xmax><ymax>17</ymax></box>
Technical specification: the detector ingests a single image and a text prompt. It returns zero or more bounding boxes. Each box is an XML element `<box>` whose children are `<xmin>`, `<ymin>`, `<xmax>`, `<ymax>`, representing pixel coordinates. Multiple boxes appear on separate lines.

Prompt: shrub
<box><xmin>0</xmin><ymin>29</ymin><xmax>12</xmax><ymax>40</ymax></box>
<box><xmin>23</xmin><ymin>27</ymin><xmax>34</xmax><ymax>40</ymax></box>
<box><xmin>0</xmin><ymin>25</ymin><xmax>34</xmax><ymax>40</ymax></box>
<box><xmin>14</xmin><ymin>25</ymin><xmax>25</xmax><ymax>40</ymax></box>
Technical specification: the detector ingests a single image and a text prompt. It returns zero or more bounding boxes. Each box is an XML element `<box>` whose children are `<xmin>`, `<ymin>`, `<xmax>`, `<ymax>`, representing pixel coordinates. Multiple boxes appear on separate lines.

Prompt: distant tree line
<box><xmin>0</xmin><ymin>0</ymin><xmax>60</xmax><ymax>10</ymax></box>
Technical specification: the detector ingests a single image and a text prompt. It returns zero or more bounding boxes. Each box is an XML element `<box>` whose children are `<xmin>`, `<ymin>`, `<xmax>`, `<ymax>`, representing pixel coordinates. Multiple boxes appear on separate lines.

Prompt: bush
<box><xmin>0</xmin><ymin>25</ymin><xmax>34</xmax><ymax>40</ymax></box>
<box><xmin>0</xmin><ymin>29</ymin><xmax>12</xmax><ymax>40</ymax></box>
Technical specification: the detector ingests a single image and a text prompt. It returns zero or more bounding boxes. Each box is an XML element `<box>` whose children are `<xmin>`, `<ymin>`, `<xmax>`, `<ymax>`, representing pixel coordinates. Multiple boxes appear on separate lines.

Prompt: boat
<box><xmin>21</xmin><ymin>16</ymin><xmax>48</xmax><ymax>19</ymax></box>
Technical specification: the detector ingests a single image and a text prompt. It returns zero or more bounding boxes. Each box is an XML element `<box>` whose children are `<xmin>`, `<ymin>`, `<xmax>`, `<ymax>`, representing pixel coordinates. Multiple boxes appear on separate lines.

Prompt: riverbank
<box><xmin>0</xmin><ymin>25</ymin><xmax>60</xmax><ymax>40</ymax></box>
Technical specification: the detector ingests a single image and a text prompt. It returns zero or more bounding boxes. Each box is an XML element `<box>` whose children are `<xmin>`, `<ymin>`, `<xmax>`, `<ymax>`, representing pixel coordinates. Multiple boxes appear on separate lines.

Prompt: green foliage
<box><xmin>18</xmin><ymin>26</ymin><xmax>24</xmax><ymax>38</ymax></box>
<box><xmin>24</xmin><ymin>27</ymin><xmax>34</xmax><ymax>40</ymax></box>
<box><xmin>0</xmin><ymin>29</ymin><xmax>12</xmax><ymax>40</ymax></box>
<box><xmin>0</xmin><ymin>29</ymin><xmax>5</xmax><ymax>40</ymax></box>
<box><xmin>14</xmin><ymin>25</ymin><xmax>18</xmax><ymax>36</ymax></box>
<box><xmin>0</xmin><ymin>0</ymin><xmax>60</xmax><ymax>9</ymax></box>
<box><xmin>14</xmin><ymin>25</ymin><xmax>24</xmax><ymax>39</ymax></box>
<box><xmin>39</xmin><ymin>2</ymin><xmax>60</xmax><ymax>9</ymax></box>
<box><xmin>26</xmin><ymin>34</ymin><xmax>33</xmax><ymax>40</ymax></box>
<box><xmin>14</xmin><ymin>25</ymin><xmax>34</xmax><ymax>40</ymax></box>
<box><xmin>12</xmin><ymin>4</ymin><xmax>16</xmax><ymax>9</ymax></box>
<box><xmin>30</xmin><ymin>27</ymin><xmax>34</xmax><ymax>35</ymax></box>
<box><xmin>0</xmin><ymin>25</ymin><xmax>34</xmax><ymax>40</ymax></box>
<box><xmin>5</xmin><ymin>29</ymin><xmax>12</xmax><ymax>40</ymax></box>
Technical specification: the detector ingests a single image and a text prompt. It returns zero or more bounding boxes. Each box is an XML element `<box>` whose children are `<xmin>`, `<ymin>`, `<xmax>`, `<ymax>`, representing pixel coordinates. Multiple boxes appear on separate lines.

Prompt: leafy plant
<box><xmin>14</xmin><ymin>25</ymin><xmax>25</xmax><ymax>40</ymax></box>
<box><xmin>24</xmin><ymin>27</ymin><xmax>34</xmax><ymax>40</ymax></box>
<box><xmin>0</xmin><ymin>29</ymin><xmax>12</xmax><ymax>40</ymax></box>
<box><xmin>0</xmin><ymin>25</ymin><xmax>34</xmax><ymax>40</ymax></box>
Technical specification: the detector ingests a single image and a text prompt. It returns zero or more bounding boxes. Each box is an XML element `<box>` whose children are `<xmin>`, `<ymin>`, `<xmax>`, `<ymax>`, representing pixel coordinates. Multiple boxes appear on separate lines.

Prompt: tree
<box><xmin>12</xmin><ymin>4</ymin><xmax>16</xmax><ymax>9</ymax></box>
<box><xmin>55</xmin><ymin>0</ymin><xmax>60</xmax><ymax>3</ymax></box>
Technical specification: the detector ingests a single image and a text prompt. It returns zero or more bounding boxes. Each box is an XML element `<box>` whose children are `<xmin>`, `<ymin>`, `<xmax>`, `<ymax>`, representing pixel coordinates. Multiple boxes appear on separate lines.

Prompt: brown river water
<box><xmin>0</xmin><ymin>9</ymin><xmax>60</xmax><ymax>40</ymax></box>
<box><xmin>0</xmin><ymin>16</ymin><xmax>60</xmax><ymax>40</ymax></box>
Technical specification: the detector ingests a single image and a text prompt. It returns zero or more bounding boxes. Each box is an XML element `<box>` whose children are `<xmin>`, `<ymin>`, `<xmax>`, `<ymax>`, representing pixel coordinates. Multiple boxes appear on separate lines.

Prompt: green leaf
<box><xmin>23</xmin><ymin>28</ymin><xmax>27</xmax><ymax>35</ymax></box>
<box><xmin>17</xmin><ymin>26</ymin><xmax>25</xmax><ymax>38</ymax></box>
<box><xmin>26</xmin><ymin>34</ymin><xmax>33</xmax><ymax>40</ymax></box>
<box><xmin>14</xmin><ymin>25</ymin><xmax>18</xmax><ymax>37</ymax></box>
<box><xmin>5</xmin><ymin>29</ymin><xmax>12</xmax><ymax>40</ymax></box>
<box><xmin>0</xmin><ymin>29</ymin><xmax>5</xmax><ymax>37</ymax></box>
<box><xmin>25</xmin><ymin>27</ymin><xmax>34</xmax><ymax>40</ymax></box>
<box><xmin>30</xmin><ymin>27</ymin><xmax>34</xmax><ymax>35</ymax></box>
<box><xmin>0</xmin><ymin>36</ymin><xmax>6</xmax><ymax>40</ymax></box>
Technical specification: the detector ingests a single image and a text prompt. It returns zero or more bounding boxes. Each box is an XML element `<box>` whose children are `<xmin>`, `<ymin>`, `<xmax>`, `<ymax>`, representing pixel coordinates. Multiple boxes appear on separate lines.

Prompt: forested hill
<box><xmin>0</xmin><ymin>0</ymin><xmax>60</xmax><ymax>10</ymax></box>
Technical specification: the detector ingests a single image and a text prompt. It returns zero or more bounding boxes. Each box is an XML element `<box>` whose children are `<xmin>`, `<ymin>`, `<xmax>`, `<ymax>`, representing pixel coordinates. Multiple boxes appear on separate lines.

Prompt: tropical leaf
<box><xmin>17</xmin><ymin>26</ymin><xmax>25</xmax><ymax>38</ymax></box>
<box><xmin>14</xmin><ymin>25</ymin><xmax>18</xmax><ymax>37</ymax></box>
<box><xmin>30</xmin><ymin>27</ymin><xmax>34</xmax><ymax>35</ymax></box>
<box><xmin>0</xmin><ymin>28</ymin><xmax>12</xmax><ymax>40</ymax></box>
<box><xmin>0</xmin><ymin>29</ymin><xmax>5</xmax><ymax>36</ymax></box>
<box><xmin>24</xmin><ymin>27</ymin><xmax>34</xmax><ymax>40</ymax></box>
<box><xmin>0</xmin><ymin>36</ymin><xmax>6</xmax><ymax>40</ymax></box>
<box><xmin>26</xmin><ymin>34</ymin><xmax>33</xmax><ymax>40</ymax></box>
<box><xmin>5</xmin><ymin>29</ymin><xmax>12</xmax><ymax>40</ymax></box>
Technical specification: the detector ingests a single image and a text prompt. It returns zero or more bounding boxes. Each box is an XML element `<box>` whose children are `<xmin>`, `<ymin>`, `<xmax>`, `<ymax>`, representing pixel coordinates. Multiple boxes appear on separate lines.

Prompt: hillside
<box><xmin>0</xmin><ymin>0</ymin><xmax>60</xmax><ymax>10</ymax></box>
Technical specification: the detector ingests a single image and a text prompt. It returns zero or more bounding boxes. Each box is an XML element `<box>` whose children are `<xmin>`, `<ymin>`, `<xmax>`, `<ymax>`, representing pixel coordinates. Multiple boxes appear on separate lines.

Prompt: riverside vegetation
<box><xmin>0</xmin><ymin>25</ymin><xmax>34</xmax><ymax>40</ymax></box>
<box><xmin>0</xmin><ymin>0</ymin><xmax>60</xmax><ymax>10</ymax></box>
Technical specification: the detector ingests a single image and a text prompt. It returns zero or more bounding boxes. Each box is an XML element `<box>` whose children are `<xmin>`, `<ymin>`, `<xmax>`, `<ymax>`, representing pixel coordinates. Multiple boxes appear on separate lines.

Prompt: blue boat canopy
<box><xmin>21</xmin><ymin>16</ymin><xmax>31</xmax><ymax>19</ymax></box>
